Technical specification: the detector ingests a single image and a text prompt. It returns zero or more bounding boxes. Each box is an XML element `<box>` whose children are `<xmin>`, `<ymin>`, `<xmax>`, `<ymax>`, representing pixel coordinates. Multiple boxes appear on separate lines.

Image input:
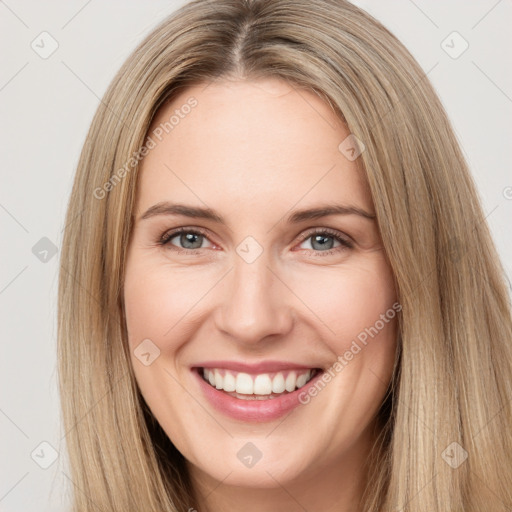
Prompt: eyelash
<box><xmin>157</xmin><ymin>226</ymin><xmax>353</xmax><ymax>256</ymax></box>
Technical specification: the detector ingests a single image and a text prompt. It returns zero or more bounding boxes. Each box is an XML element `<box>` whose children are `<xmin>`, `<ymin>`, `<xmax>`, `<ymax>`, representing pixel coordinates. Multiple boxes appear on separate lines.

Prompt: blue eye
<box><xmin>159</xmin><ymin>228</ymin><xmax>212</xmax><ymax>251</ymax></box>
<box><xmin>158</xmin><ymin>227</ymin><xmax>353</xmax><ymax>256</ymax></box>
<box><xmin>296</xmin><ymin>228</ymin><xmax>353</xmax><ymax>255</ymax></box>
<box><xmin>298</xmin><ymin>231</ymin><xmax>351</xmax><ymax>252</ymax></box>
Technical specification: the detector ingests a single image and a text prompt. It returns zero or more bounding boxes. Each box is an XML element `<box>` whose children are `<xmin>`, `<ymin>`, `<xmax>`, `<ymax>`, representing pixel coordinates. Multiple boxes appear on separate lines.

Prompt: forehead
<box><xmin>136</xmin><ymin>78</ymin><xmax>372</xmax><ymax>218</ymax></box>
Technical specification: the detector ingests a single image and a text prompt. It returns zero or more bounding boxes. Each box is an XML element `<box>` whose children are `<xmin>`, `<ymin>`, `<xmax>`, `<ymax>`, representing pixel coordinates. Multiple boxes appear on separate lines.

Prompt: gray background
<box><xmin>1</xmin><ymin>1</ymin><xmax>511</xmax><ymax>510</ymax></box>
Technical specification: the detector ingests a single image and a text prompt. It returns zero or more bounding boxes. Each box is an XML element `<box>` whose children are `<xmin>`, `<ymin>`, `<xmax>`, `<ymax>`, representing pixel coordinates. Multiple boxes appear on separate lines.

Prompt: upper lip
<box><xmin>192</xmin><ymin>360</ymin><xmax>322</xmax><ymax>373</ymax></box>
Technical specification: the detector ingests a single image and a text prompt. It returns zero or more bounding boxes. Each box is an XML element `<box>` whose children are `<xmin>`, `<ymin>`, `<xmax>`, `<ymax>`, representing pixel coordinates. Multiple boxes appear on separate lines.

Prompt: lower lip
<box><xmin>192</xmin><ymin>368</ymin><xmax>324</xmax><ymax>422</ymax></box>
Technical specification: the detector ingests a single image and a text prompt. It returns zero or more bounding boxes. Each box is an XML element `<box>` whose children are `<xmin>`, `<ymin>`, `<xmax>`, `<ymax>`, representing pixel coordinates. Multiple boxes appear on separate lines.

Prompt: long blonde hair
<box><xmin>57</xmin><ymin>0</ymin><xmax>512</xmax><ymax>510</ymax></box>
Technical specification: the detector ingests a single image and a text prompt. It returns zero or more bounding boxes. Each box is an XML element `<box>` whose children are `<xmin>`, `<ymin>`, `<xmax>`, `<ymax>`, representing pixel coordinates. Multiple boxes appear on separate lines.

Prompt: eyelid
<box><xmin>159</xmin><ymin>225</ymin><xmax>211</xmax><ymax>245</ymax></box>
<box><xmin>159</xmin><ymin>225</ymin><xmax>353</xmax><ymax>252</ymax></box>
<box><xmin>159</xmin><ymin>226</ymin><xmax>218</xmax><ymax>252</ymax></box>
<box><xmin>296</xmin><ymin>226</ymin><xmax>353</xmax><ymax>245</ymax></box>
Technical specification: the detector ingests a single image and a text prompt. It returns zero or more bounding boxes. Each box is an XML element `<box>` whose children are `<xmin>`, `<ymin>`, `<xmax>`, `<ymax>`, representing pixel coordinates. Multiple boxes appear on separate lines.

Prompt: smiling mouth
<box><xmin>197</xmin><ymin>367</ymin><xmax>322</xmax><ymax>400</ymax></box>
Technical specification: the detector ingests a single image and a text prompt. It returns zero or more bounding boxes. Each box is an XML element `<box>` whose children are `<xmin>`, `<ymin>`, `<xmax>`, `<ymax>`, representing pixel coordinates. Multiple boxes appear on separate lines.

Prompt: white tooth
<box><xmin>223</xmin><ymin>371</ymin><xmax>236</xmax><ymax>392</ymax></box>
<box><xmin>285</xmin><ymin>371</ymin><xmax>297</xmax><ymax>392</ymax></box>
<box><xmin>296</xmin><ymin>371</ymin><xmax>308</xmax><ymax>388</ymax></box>
<box><xmin>236</xmin><ymin>372</ymin><xmax>254</xmax><ymax>394</ymax></box>
<box><xmin>253</xmin><ymin>374</ymin><xmax>272</xmax><ymax>395</ymax></box>
<box><xmin>214</xmin><ymin>369</ymin><xmax>223</xmax><ymax>389</ymax></box>
<box><xmin>207</xmin><ymin>369</ymin><xmax>215</xmax><ymax>387</ymax></box>
<box><xmin>272</xmin><ymin>372</ymin><xmax>286</xmax><ymax>393</ymax></box>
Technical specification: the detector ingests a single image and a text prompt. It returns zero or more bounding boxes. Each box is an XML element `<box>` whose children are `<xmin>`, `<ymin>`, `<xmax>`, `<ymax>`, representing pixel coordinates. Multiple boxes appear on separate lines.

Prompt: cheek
<box><xmin>123</xmin><ymin>262</ymin><xmax>196</xmax><ymax>447</ymax></box>
<box><xmin>288</xmin><ymin>257</ymin><xmax>397</xmax><ymax>347</ymax></box>
<box><xmin>124</xmin><ymin>252</ymin><xmax>398</xmax><ymax>357</ymax></box>
<box><xmin>123</xmin><ymin>262</ymin><xmax>205</xmax><ymax>348</ymax></box>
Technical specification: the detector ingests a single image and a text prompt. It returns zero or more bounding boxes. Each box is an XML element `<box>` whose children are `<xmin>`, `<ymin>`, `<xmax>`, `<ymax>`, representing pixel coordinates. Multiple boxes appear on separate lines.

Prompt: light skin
<box><xmin>123</xmin><ymin>77</ymin><xmax>398</xmax><ymax>512</ymax></box>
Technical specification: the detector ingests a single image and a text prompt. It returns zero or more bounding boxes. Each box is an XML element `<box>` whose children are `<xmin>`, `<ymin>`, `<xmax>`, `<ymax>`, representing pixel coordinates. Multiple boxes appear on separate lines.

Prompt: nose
<box><xmin>213</xmin><ymin>252</ymin><xmax>294</xmax><ymax>347</ymax></box>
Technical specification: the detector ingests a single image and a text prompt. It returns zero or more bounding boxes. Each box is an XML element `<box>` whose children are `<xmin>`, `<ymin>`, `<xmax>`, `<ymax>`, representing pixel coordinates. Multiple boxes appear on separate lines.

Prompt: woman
<box><xmin>57</xmin><ymin>0</ymin><xmax>512</xmax><ymax>510</ymax></box>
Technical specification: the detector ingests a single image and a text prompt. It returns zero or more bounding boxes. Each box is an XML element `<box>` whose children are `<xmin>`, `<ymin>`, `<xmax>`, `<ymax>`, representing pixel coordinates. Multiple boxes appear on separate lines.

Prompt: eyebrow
<box><xmin>138</xmin><ymin>201</ymin><xmax>376</xmax><ymax>224</ymax></box>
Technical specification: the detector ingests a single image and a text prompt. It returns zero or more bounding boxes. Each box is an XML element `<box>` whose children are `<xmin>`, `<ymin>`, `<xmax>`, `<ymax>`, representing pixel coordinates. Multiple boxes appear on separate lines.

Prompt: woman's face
<box><xmin>124</xmin><ymin>78</ymin><xmax>398</xmax><ymax>494</ymax></box>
